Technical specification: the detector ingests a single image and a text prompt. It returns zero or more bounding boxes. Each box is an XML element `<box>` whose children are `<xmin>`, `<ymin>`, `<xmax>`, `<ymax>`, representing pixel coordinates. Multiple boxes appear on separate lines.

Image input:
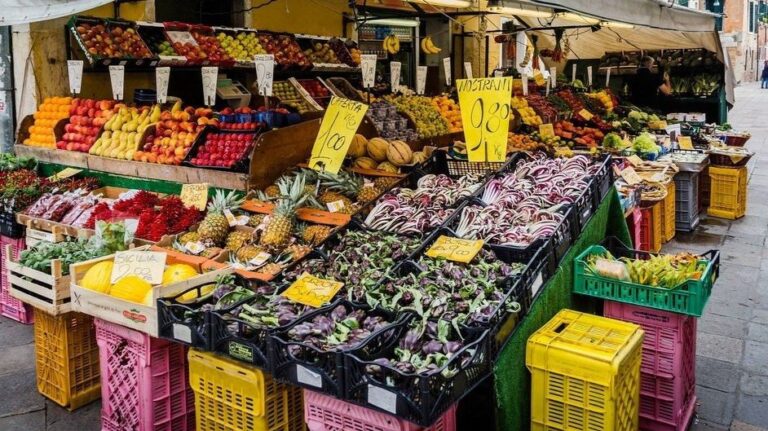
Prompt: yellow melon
<box><xmin>386</xmin><ymin>140</ymin><xmax>413</xmax><ymax>166</ymax></box>
<box><xmin>162</xmin><ymin>264</ymin><xmax>199</xmax><ymax>285</ymax></box>
<box><xmin>80</xmin><ymin>261</ymin><xmax>114</xmax><ymax>294</ymax></box>
<box><xmin>366</xmin><ymin>137</ymin><xmax>389</xmax><ymax>162</ymax></box>
<box><xmin>354</xmin><ymin>157</ymin><xmax>378</xmax><ymax>170</ymax></box>
<box><xmin>348</xmin><ymin>134</ymin><xmax>368</xmax><ymax>158</ymax></box>
<box><xmin>377</xmin><ymin>161</ymin><xmax>400</xmax><ymax>173</ymax></box>
<box><xmin>110</xmin><ymin>275</ymin><xmax>152</xmax><ymax>304</ymax></box>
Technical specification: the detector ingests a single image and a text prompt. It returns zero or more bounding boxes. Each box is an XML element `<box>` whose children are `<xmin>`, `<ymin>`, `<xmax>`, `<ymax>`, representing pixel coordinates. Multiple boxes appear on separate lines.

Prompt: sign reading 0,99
<box><xmin>456</xmin><ymin>77</ymin><xmax>513</xmax><ymax>162</ymax></box>
<box><xmin>308</xmin><ymin>96</ymin><xmax>369</xmax><ymax>174</ymax></box>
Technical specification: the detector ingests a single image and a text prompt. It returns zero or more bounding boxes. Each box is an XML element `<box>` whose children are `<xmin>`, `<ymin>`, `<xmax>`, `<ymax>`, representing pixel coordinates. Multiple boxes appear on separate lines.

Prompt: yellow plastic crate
<box><xmin>34</xmin><ymin>309</ymin><xmax>101</xmax><ymax>410</ymax></box>
<box><xmin>708</xmin><ymin>166</ymin><xmax>747</xmax><ymax>220</ymax></box>
<box><xmin>661</xmin><ymin>181</ymin><xmax>676</xmax><ymax>243</ymax></box>
<box><xmin>648</xmin><ymin>202</ymin><xmax>662</xmax><ymax>253</ymax></box>
<box><xmin>526</xmin><ymin>309</ymin><xmax>644</xmax><ymax>431</ymax></box>
<box><xmin>188</xmin><ymin>349</ymin><xmax>304</xmax><ymax>431</ymax></box>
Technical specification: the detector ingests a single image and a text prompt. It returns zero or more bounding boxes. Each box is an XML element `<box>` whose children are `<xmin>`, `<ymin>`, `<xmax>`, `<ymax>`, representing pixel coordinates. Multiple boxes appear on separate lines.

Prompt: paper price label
<box><xmin>390</xmin><ymin>62</ymin><xmax>401</xmax><ymax>93</ymax></box>
<box><xmin>296</xmin><ymin>365</ymin><xmax>323</xmax><ymax>388</ymax></box>
<box><xmin>368</xmin><ymin>385</ymin><xmax>397</xmax><ymax>414</ymax></box>
<box><xmin>254</xmin><ymin>54</ymin><xmax>275</xmax><ymax>96</ymax></box>
<box><xmin>626</xmin><ymin>155</ymin><xmax>644</xmax><ymax>167</ymax></box>
<box><xmin>678</xmin><ymin>136</ymin><xmax>694</xmax><ymax>150</ymax></box>
<box><xmin>326</xmin><ymin>200</ymin><xmax>346</xmax><ymax>213</ymax></box>
<box><xmin>620</xmin><ymin>166</ymin><xmax>643</xmax><ymax>185</ymax></box>
<box><xmin>201</xmin><ymin>66</ymin><xmax>218</xmax><ymax>106</ymax></box>
<box><xmin>571</xmin><ymin>64</ymin><xmax>577</xmax><ymax>83</ymax></box>
<box><xmin>457</xmin><ymin>78</ymin><xmax>513</xmax><ymax>163</ymax></box>
<box><xmin>578</xmin><ymin>109</ymin><xmax>594</xmax><ymax>120</ymax></box>
<box><xmin>109</xmin><ymin>65</ymin><xmax>125</xmax><ymax>101</ymax></box>
<box><xmin>464</xmin><ymin>62</ymin><xmax>473</xmax><ymax>79</ymax></box>
<box><xmin>283</xmin><ymin>272</ymin><xmax>344</xmax><ymax>308</ymax></box>
<box><xmin>539</xmin><ymin>123</ymin><xmax>554</xmax><ymax>138</ymax></box>
<box><xmin>361</xmin><ymin>54</ymin><xmax>377</xmax><ymax>88</ymax></box>
<box><xmin>308</xmin><ymin>96</ymin><xmax>369</xmax><ymax>174</ymax></box>
<box><xmin>48</xmin><ymin>167</ymin><xmax>82</xmax><ymax>182</ymax></box>
<box><xmin>155</xmin><ymin>67</ymin><xmax>170</xmax><ymax>104</ymax></box>
<box><xmin>493</xmin><ymin>70</ymin><xmax>503</xmax><ymax>78</ymax></box>
<box><xmin>173</xmin><ymin>324</ymin><xmax>192</xmax><ymax>343</ymax></box>
<box><xmin>425</xmin><ymin>235</ymin><xmax>484</xmax><ymax>263</ymax></box>
<box><xmin>184</xmin><ymin>241</ymin><xmax>205</xmax><ymax>255</ymax></box>
<box><xmin>180</xmin><ymin>183</ymin><xmax>208</xmax><ymax>210</ymax></box>
<box><xmin>545</xmin><ymin>78</ymin><xmax>550</xmax><ymax>96</ymax></box>
<box><xmin>416</xmin><ymin>66</ymin><xmax>427</xmax><ymax>95</ymax></box>
<box><xmin>110</xmin><ymin>251</ymin><xmax>167</xmax><ymax>285</ymax></box>
<box><xmin>549</xmin><ymin>66</ymin><xmax>557</xmax><ymax>87</ymax></box>
<box><xmin>443</xmin><ymin>57</ymin><xmax>452</xmax><ymax>86</ymax></box>
<box><xmin>606</xmin><ymin>67</ymin><xmax>611</xmax><ymax>87</ymax></box>
<box><xmin>533</xmin><ymin>71</ymin><xmax>546</xmax><ymax>86</ymax></box>
<box><xmin>224</xmin><ymin>209</ymin><xmax>237</xmax><ymax>227</ymax></box>
<box><xmin>248</xmin><ymin>252</ymin><xmax>272</xmax><ymax>267</ymax></box>
<box><xmin>587</xmin><ymin>66</ymin><xmax>593</xmax><ymax>86</ymax></box>
<box><xmin>67</xmin><ymin>60</ymin><xmax>83</xmax><ymax>95</ymax></box>
<box><xmin>166</xmin><ymin>31</ymin><xmax>198</xmax><ymax>46</ymax></box>
<box><xmin>521</xmin><ymin>73</ymin><xmax>529</xmax><ymax>96</ymax></box>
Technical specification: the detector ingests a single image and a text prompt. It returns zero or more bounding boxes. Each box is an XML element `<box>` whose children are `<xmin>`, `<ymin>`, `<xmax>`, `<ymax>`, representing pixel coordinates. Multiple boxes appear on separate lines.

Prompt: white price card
<box><xmin>494</xmin><ymin>70</ymin><xmax>503</xmax><ymax>78</ymax></box>
<box><xmin>201</xmin><ymin>66</ymin><xmax>218</xmax><ymax>106</ymax></box>
<box><xmin>166</xmin><ymin>31</ymin><xmax>198</xmax><ymax>46</ymax></box>
<box><xmin>390</xmin><ymin>62</ymin><xmax>401</xmax><ymax>93</ymax></box>
<box><xmin>571</xmin><ymin>63</ymin><xmax>577</xmax><ymax>83</ymax></box>
<box><xmin>549</xmin><ymin>66</ymin><xmax>557</xmax><ymax>87</ymax></box>
<box><xmin>361</xmin><ymin>54</ymin><xmax>377</xmax><ymax>89</ymax></box>
<box><xmin>443</xmin><ymin>57</ymin><xmax>452</xmax><ymax>86</ymax></box>
<box><xmin>67</xmin><ymin>60</ymin><xmax>83</xmax><ymax>95</ymax></box>
<box><xmin>521</xmin><ymin>72</ymin><xmax>529</xmax><ymax>96</ymax></box>
<box><xmin>110</xmin><ymin>250</ymin><xmax>167</xmax><ymax>285</ymax></box>
<box><xmin>155</xmin><ymin>67</ymin><xmax>170</xmax><ymax>104</ymax></box>
<box><xmin>108</xmin><ymin>65</ymin><xmax>125</xmax><ymax>101</ymax></box>
<box><xmin>545</xmin><ymin>77</ymin><xmax>550</xmax><ymax>96</ymax></box>
<box><xmin>464</xmin><ymin>61</ymin><xmax>473</xmax><ymax>79</ymax></box>
<box><xmin>416</xmin><ymin>66</ymin><xmax>427</xmax><ymax>95</ymax></box>
<box><xmin>254</xmin><ymin>54</ymin><xmax>274</xmax><ymax>96</ymax></box>
<box><xmin>606</xmin><ymin>67</ymin><xmax>611</xmax><ymax>87</ymax></box>
<box><xmin>587</xmin><ymin>66</ymin><xmax>593</xmax><ymax>86</ymax></box>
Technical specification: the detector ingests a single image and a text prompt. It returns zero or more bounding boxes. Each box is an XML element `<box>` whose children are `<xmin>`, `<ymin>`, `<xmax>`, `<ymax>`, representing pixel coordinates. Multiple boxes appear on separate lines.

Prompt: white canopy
<box><xmin>0</xmin><ymin>0</ymin><xmax>111</xmax><ymax>26</ymax></box>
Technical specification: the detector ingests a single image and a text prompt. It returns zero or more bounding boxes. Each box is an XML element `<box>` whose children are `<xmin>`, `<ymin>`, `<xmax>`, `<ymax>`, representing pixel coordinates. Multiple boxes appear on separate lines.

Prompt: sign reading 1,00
<box><xmin>457</xmin><ymin>77</ymin><xmax>513</xmax><ymax>162</ymax></box>
<box><xmin>308</xmin><ymin>96</ymin><xmax>369</xmax><ymax>174</ymax></box>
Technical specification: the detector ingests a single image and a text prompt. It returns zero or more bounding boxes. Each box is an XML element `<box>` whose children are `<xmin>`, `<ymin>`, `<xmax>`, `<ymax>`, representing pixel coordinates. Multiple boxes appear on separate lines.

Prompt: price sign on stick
<box><xmin>587</xmin><ymin>66</ymin><xmax>593</xmax><ymax>86</ymax></box>
<box><xmin>361</xmin><ymin>54</ymin><xmax>377</xmax><ymax>88</ymax></box>
<box><xmin>283</xmin><ymin>272</ymin><xmax>344</xmax><ymax>307</ymax></box>
<box><xmin>67</xmin><ymin>60</ymin><xmax>83</xmax><ymax>95</ymax></box>
<box><xmin>533</xmin><ymin>70</ymin><xmax>546</xmax><ymax>86</ymax></box>
<box><xmin>443</xmin><ymin>57</ymin><xmax>452</xmax><ymax>86</ymax></box>
<box><xmin>464</xmin><ymin>62</ymin><xmax>473</xmax><ymax>79</ymax></box>
<box><xmin>606</xmin><ymin>67</ymin><xmax>612</xmax><ymax>87</ymax></box>
<box><xmin>156</xmin><ymin>67</ymin><xmax>170</xmax><ymax>104</ymax></box>
<box><xmin>416</xmin><ymin>66</ymin><xmax>427</xmax><ymax>95</ymax></box>
<box><xmin>110</xmin><ymin>251</ymin><xmax>167</xmax><ymax>285</ymax></box>
<box><xmin>308</xmin><ymin>96</ymin><xmax>369</xmax><ymax>174</ymax></box>
<box><xmin>571</xmin><ymin>64</ymin><xmax>577</xmax><ymax>83</ymax></box>
<box><xmin>678</xmin><ymin>136</ymin><xmax>694</xmax><ymax>150</ymax></box>
<box><xmin>457</xmin><ymin>77</ymin><xmax>513</xmax><ymax>162</ymax></box>
<box><xmin>180</xmin><ymin>183</ymin><xmax>209</xmax><ymax>210</ymax></box>
<box><xmin>521</xmin><ymin>73</ymin><xmax>529</xmax><ymax>96</ymax></box>
<box><xmin>201</xmin><ymin>67</ymin><xmax>218</xmax><ymax>106</ymax></box>
<box><xmin>254</xmin><ymin>54</ymin><xmax>274</xmax><ymax>96</ymax></box>
<box><xmin>390</xmin><ymin>62</ymin><xmax>401</xmax><ymax>93</ymax></box>
<box><xmin>109</xmin><ymin>65</ymin><xmax>125</xmax><ymax>101</ymax></box>
<box><xmin>539</xmin><ymin>123</ymin><xmax>554</xmax><ymax>138</ymax></box>
<box><xmin>549</xmin><ymin>66</ymin><xmax>557</xmax><ymax>87</ymax></box>
<box><xmin>48</xmin><ymin>167</ymin><xmax>82</xmax><ymax>182</ymax></box>
<box><xmin>425</xmin><ymin>235</ymin><xmax>484</xmax><ymax>263</ymax></box>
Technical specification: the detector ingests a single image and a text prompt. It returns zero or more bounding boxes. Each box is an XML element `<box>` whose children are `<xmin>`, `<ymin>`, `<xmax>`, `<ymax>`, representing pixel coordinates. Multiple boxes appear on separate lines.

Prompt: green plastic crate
<box><xmin>573</xmin><ymin>238</ymin><xmax>720</xmax><ymax>317</ymax></box>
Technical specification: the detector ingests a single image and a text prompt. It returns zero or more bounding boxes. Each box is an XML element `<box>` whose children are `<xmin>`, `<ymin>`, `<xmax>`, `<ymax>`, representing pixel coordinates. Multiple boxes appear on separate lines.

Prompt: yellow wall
<box><xmin>249</xmin><ymin>0</ymin><xmax>351</xmax><ymax>36</ymax></box>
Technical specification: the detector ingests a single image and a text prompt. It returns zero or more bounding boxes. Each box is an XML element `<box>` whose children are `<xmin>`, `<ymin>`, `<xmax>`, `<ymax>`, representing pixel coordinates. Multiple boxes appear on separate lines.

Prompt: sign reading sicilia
<box><xmin>457</xmin><ymin>77</ymin><xmax>513</xmax><ymax>162</ymax></box>
<box><xmin>308</xmin><ymin>96</ymin><xmax>369</xmax><ymax>174</ymax></box>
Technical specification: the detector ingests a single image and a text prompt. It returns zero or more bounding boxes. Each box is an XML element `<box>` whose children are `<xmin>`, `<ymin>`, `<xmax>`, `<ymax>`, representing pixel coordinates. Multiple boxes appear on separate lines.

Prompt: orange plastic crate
<box><xmin>660</xmin><ymin>181</ymin><xmax>676</xmax><ymax>243</ymax></box>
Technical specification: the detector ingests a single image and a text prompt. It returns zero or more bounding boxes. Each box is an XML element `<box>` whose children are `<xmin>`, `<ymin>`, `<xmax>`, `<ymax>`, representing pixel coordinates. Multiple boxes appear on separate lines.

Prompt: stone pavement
<box><xmin>1</xmin><ymin>87</ymin><xmax>768</xmax><ymax>431</ymax></box>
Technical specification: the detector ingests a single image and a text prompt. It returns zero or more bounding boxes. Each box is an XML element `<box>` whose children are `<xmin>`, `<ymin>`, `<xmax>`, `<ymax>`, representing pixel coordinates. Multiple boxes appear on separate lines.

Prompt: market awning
<box><xmin>0</xmin><ymin>0</ymin><xmax>112</xmax><ymax>26</ymax></box>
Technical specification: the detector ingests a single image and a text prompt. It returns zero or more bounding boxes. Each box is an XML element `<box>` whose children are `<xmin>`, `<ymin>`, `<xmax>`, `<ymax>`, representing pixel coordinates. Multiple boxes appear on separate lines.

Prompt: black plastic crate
<box><xmin>269</xmin><ymin>301</ymin><xmax>406</xmax><ymax>397</ymax></box>
<box><xmin>0</xmin><ymin>210</ymin><xmax>23</xmax><ymax>238</ymax></box>
<box><xmin>574</xmin><ymin>182</ymin><xmax>597</xmax><ymax>233</ymax></box>
<box><xmin>182</xmin><ymin>126</ymin><xmax>262</xmax><ymax>173</ymax></box>
<box><xmin>590</xmin><ymin>153</ymin><xmax>613</xmax><ymax>206</ymax></box>
<box><xmin>674</xmin><ymin>170</ymin><xmax>700</xmax><ymax>232</ymax></box>
<box><xmin>156</xmin><ymin>283</ymin><xmax>214</xmax><ymax>349</ymax></box>
<box><xmin>344</xmin><ymin>328</ymin><xmax>491</xmax><ymax>426</ymax></box>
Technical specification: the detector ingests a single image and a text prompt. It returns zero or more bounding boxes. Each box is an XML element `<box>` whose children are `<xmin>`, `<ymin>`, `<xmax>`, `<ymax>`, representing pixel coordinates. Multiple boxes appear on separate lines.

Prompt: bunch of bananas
<box><xmin>382</xmin><ymin>34</ymin><xmax>400</xmax><ymax>55</ymax></box>
<box><xmin>420</xmin><ymin>36</ymin><xmax>441</xmax><ymax>54</ymax></box>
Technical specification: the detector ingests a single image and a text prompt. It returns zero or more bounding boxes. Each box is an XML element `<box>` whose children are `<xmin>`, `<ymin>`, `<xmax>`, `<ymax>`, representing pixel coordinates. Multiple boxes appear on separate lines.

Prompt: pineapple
<box><xmin>283</xmin><ymin>244</ymin><xmax>312</xmax><ymax>262</ymax></box>
<box><xmin>247</xmin><ymin>214</ymin><xmax>266</xmax><ymax>228</ymax></box>
<box><xmin>319</xmin><ymin>171</ymin><xmax>379</xmax><ymax>206</ymax></box>
<box><xmin>260</xmin><ymin>175</ymin><xmax>308</xmax><ymax>248</ymax></box>
<box><xmin>318</xmin><ymin>190</ymin><xmax>353</xmax><ymax>212</ymax></box>
<box><xmin>373</xmin><ymin>177</ymin><xmax>399</xmax><ymax>193</ymax></box>
<box><xmin>201</xmin><ymin>247</ymin><xmax>222</xmax><ymax>258</ymax></box>
<box><xmin>179</xmin><ymin>231</ymin><xmax>200</xmax><ymax>244</ymax></box>
<box><xmin>264</xmin><ymin>184</ymin><xmax>280</xmax><ymax>198</ymax></box>
<box><xmin>236</xmin><ymin>245</ymin><xmax>265</xmax><ymax>262</ymax></box>
<box><xmin>198</xmin><ymin>190</ymin><xmax>244</xmax><ymax>245</ymax></box>
<box><xmin>302</xmin><ymin>224</ymin><xmax>332</xmax><ymax>245</ymax></box>
<box><xmin>225</xmin><ymin>230</ymin><xmax>253</xmax><ymax>251</ymax></box>
<box><xmin>257</xmin><ymin>263</ymin><xmax>283</xmax><ymax>277</ymax></box>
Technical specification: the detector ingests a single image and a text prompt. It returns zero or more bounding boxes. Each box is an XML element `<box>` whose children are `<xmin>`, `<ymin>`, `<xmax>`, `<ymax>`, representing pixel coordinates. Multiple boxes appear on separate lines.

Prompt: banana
<box><xmin>420</xmin><ymin>37</ymin><xmax>430</xmax><ymax>54</ymax></box>
<box><xmin>390</xmin><ymin>34</ymin><xmax>400</xmax><ymax>54</ymax></box>
<box><xmin>425</xmin><ymin>36</ymin><xmax>441</xmax><ymax>54</ymax></box>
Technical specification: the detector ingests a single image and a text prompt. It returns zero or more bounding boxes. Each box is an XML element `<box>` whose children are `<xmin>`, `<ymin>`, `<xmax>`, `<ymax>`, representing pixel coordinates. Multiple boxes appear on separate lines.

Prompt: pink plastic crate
<box><xmin>627</xmin><ymin>207</ymin><xmax>642</xmax><ymax>249</ymax></box>
<box><xmin>304</xmin><ymin>390</ymin><xmax>456</xmax><ymax>431</ymax></box>
<box><xmin>0</xmin><ymin>236</ymin><xmax>33</xmax><ymax>324</ymax></box>
<box><xmin>94</xmin><ymin>318</ymin><xmax>194</xmax><ymax>431</ymax></box>
<box><xmin>604</xmin><ymin>301</ymin><xmax>696</xmax><ymax>430</ymax></box>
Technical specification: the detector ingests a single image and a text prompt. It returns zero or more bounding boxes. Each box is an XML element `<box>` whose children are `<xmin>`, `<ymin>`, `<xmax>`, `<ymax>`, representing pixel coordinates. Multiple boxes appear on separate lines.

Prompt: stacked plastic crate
<box><xmin>0</xmin><ymin>235</ymin><xmax>33</xmax><ymax>323</ymax></box>
<box><xmin>707</xmin><ymin>166</ymin><xmax>747</xmax><ymax>220</ymax></box>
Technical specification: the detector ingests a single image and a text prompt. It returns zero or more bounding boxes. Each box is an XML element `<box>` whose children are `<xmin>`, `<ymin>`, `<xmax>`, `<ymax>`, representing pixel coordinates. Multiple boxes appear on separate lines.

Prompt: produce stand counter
<box><xmin>494</xmin><ymin>187</ymin><xmax>631</xmax><ymax>431</ymax></box>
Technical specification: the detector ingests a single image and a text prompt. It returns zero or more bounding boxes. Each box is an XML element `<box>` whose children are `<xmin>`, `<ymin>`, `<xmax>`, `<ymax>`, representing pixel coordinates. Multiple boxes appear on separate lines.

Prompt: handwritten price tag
<box><xmin>361</xmin><ymin>54</ymin><xmax>377</xmax><ymax>88</ymax></box>
<box><xmin>109</xmin><ymin>65</ymin><xmax>125</xmax><ymax>101</ymax></box>
<box><xmin>587</xmin><ymin>66</ymin><xmax>593</xmax><ymax>86</ymax></box>
<box><xmin>678</xmin><ymin>136</ymin><xmax>694</xmax><ymax>150</ymax></box>
<box><xmin>67</xmin><ymin>60</ymin><xmax>83</xmax><ymax>95</ymax></box>
<box><xmin>443</xmin><ymin>57</ymin><xmax>451</xmax><ymax>86</ymax></box>
<box><xmin>110</xmin><ymin>251</ymin><xmax>167</xmax><ymax>285</ymax></box>
<box><xmin>539</xmin><ymin>123</ymin><xmax>554</xmax><ymax>138</ymax></box>
<box><xmin>156</xmin><ymin>67</ymin><xmax>170</xmax><ymax>104</ymax></box>
<box><xmin>533</xmin><ymin>70</ymin><xmax>546</xmax><ymax>86</ymax></box>
<box><xmin>254</xmin><ymin>54</ymin><xmax>275</xmax><ymax>96</ymax></box>
<box><xmin>416</xmin><ymin>66</ymin><xmax>427</xmax><ymax>95</ymax></box>
<box><xmin>47</xmin><ymin>167</ymin><xmax>82</xmax><ymax>182</ymax></box>
<box><xmin>180</xmin><ymin>183</ymin><xmax>208</xmax><ymax>210</ymax></box>
<box><xmin>201</xmin><ymin>67</ymin><xmax>218</xmax><ymax>106</ymax></box>
<box><xmin>606</xmin><ymin>67</ymin><xmax>612</xmax><ymax>87</ymax></box>
<box><xmin>308</xmin><ymin>96</ymin><xmax>369</xmax><ymax>174</ymax></box>
<box><xmin>464</xmin><ymin>62</ymin><xmax>473</xmax><ymax>79</ymax></box>
<box><xmin>521</xmin><ymin>73</ymin><xmax>529</xmax><ymax>96</ymax></box>
<box><xmin>571</xmin><ymin>63</ymin><xmax>577</xmax><ymax>83</ymax></box>
<box><xmin>620</xmin><ymin>166</ymin><xmax>643</xmax><ymax>186</ymax></box>
<box><xmin>549</xmin><ymin>66</ymin><xmax>557</xmax><ymax>87</ymax></box>
<box><xmin>457</xmin><ymin>77</ymin><xmax>513</xmax><ymax>162</ymax></box>
<box><xmin>626</xmin><ymin>155</ymin><xmax>644</xmax><ymax>167</ymax></box>
<box><xmin>390</xmin><ymin>62</ymin><xmax>401</xmax><ymax>93</ymax></box>
<box><xmin>425</xmin><ymin>235</ymin><xmax>484</xmax><ymax>263</ymax></box>
<box><xmin>578</xmin><ymin>109</ymin><xmax>594</xmax><ymax>120</ymax></box>
<box><xmin>282</xmin><ymin>272</ymin><xmax>344</xmax><ymax>308</ymax></box>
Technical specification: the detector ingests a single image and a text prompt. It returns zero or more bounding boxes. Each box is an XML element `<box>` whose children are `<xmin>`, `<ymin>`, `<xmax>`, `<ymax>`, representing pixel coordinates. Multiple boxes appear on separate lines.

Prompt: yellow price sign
<box><xmin>282</xmin><ymin>272</ymin><xmax>344</xmax><ymax>308</ymax></box>
<box><xmin>180</xmin><ymin>183</ymin><xmax>209</xmax><ymax>210</ymax></box>
<box><xmin>457</xmin><ymin>77</ymin><xmax>513</xmax><ymax>162</ymax></box>
<box><xmin>539</xmin><ymin>124</ymin><xmax>555</xmax><ymax>138</ymax></box>
<box><xmin>425</xmin><ymin>235</ymin><xmax>484</xmax><ymax>264</ymax></box>
<box><xmin>578</xmin><ymin>109</ymin><xmax>594</xmax><ymax>121</ymax></box>
<box><xmin>308</xmin><ymin>96</ymin><xmax>369</xmax><ymax>174</ymax></box>
<box><xmin>533</xmin><ymin>71</ymin><xmax>546</xmax><ymax>86</ymax></box>
<box><xmin>678</xmin><ymin>136</ymin><xmax>694</xmax><ymax>150</ymax></box>
<box><xmin>47</xmin><ymin>167</ymin><xmax>82</xmax><ymax>182</ymax></box>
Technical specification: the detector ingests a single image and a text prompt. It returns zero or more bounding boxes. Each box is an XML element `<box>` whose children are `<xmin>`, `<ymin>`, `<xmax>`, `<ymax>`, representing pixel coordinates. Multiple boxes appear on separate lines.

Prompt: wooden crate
<box><xmin>25</xmin><ymin>223</ymin><xmax>68</xmax><ymax>247</ymax></box>
<box><xmin>6</xmin><ymin>244</ymin><xmax>72</xmax><ymax>315</ymax></box>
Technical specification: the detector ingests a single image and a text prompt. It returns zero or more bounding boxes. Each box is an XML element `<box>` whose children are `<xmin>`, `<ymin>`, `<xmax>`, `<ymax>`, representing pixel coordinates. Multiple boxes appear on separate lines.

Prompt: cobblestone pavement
<box><xmin>1</xmin><ymin>85</ymin><xmax>767</xmax><ymax>430</ymax></box>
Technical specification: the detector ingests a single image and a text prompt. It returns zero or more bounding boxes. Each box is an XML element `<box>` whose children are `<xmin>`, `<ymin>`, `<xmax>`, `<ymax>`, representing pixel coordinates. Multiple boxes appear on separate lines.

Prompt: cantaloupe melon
<box><xmin>348</xmin><ymin>134</ymin><xmax>368</xmax><ymax>158</ymax></box>
<box><xmin>354</xmin><ymin>157</ymin><xmax>378</xmax><ymax>170</ymax></box>
<box><xmin>366</xmin><ymin>137</ymin><xmax>389</xmax><ymax>162</ymax></box>
<box><xmin>377</xmin><ymin>161</ymin><xmax>399</xmax><ymax>173</ymax></box>
<box><xmin>386</xmin><ymin>140</ymin><xmax>413</xmax><ymax>166</ymax></box>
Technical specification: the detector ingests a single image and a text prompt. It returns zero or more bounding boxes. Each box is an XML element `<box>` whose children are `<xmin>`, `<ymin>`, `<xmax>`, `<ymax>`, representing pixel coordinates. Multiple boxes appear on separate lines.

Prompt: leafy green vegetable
<box><xmin>632</xmin><ymin>133</ymin><xmax>660</xmax><ymax>155</ymax></box>
<box><xmin>19</xmin><ymin>239</ymin><xmax>104</xmax><ymax>276</ymax></box>
<box><xmin>602</xmin><ymin>133</ymin><xmax>626</xmax><ymax>150</ymax></box>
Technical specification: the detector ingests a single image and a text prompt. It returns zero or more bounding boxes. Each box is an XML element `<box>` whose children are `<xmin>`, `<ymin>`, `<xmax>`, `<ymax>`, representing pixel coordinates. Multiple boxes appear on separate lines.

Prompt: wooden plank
<box><xmin>14</xmin><ymin>145</ymin><xmax>89</xmax><ymax>168</ymax></box>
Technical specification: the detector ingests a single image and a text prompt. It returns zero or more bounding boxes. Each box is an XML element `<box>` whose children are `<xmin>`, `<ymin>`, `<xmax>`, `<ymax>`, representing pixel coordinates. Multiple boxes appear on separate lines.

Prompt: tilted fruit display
<box><xmin>366</xmin><ymin>101</ymin><xmax>419</xmax><ymax>142</ymax></box>
<box><xmin>134</xmin><ymin>102</ymin><xmax>216</xmax><ymax>164</ymax></box>
<box><xmin>272</xmin><ymin>81</ymin><xmax>317</xmax><ymax>113</ymax></box>
<box><xmin>524</xmin><ymin>94</ymin><xmax>557</xmax><ymax>122</ymax></box>
<box><xmin>189</xmin><ymin>132</ymin><xmax>255</xmax><ymax>169</ymax></box>
<box><xmin>387</xmin><ymin>95</ymin><xmax>449</xmax><ymax>138</ymax></box>
<box><xmin>58</xmin><ymin>99</ymin><xmax>116</xmax><ymax>152</ymax></box>
<box><xmin>24</xmin><ymin>97</ymin><xmax>73</xmax><ymax>148</ymax></box>
<box><xmin>216</xmin><ymin>30</ymin><xmax>266</xmax><ymax>60</ymax></box>
<box><xmin>432</xmin><ymin>95</ymin><xmax>462</xmax><ymax>132</ymax></box>
<box><xmin>511</xmin><ymin>96</ymin><xmax>542</xmax><ymax>126</ymax></box>
<box><xmin>90</xmin><ymin>104</ymin><xmax>157</xmax><ymax>160</ymax></box>
<box><xmin>586</xmin><ymin>90</ymin><xmax>615</xmax><ymax>112</ymax></box>
<box><xmin>258</xmin><ymin>33</ymin><xmax>311</xmax><ymax>68</ymax></box>
<box><xmin>554</xmin><ymin>120</ymin><xmax>605</xmax><ymax>147</ymax></box>
<box><xmin>303</xmin><ymin>40</ymin><xmax>340</xmax><ymax>64</ymax></box>
<box><xmin>189</xmin><ymin>25</ymin><xmax>233</xmax><ymax>64</ymax></box>
<box><xmin>74</xmin><ymin>20</ymin><xmax>153</xmax><ymax>59</ymax></box>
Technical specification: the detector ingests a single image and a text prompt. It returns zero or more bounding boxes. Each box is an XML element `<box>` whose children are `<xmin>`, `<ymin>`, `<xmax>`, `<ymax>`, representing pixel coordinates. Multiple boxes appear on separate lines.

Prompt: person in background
<box><xmin>631</xmin><ymin>56</ymin><xmax>672</xmax><ymax>108</ymax></box>
<box><xmin>761</xmin><ymin>60</ymin><xmax>768</xmax><ymax>89</ymax></box>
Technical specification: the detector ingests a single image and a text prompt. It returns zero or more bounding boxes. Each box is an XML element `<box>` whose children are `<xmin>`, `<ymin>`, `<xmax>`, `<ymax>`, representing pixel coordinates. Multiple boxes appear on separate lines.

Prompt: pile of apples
<box><xmin>74</xmin><ymin>21</ymin><xmax>153</xmax><ymax>59</ymax></box>
<box><xmin>189</xmin><ymin>132</ymin><xmax>254</xmax><ymax>169</ymax></box>
<box><xmin>133</xmin><ymin>102</ymin><xmax>217</xmax><ymax>165</ymax></box>
<box><xmin>190</xmin><ymin>28</ymin><xmax>232</xmax><ymax>65</ymax></box>
<box><xmin>57</xmin><ymin>99</ymin><xmax>116</xmax><ymax>152</ymax></box>
<box><xmin>90</xmin><ymin>105</ymin><xmax>159</xmax><ymax>160</ymax></box>
<box><xmin>258</xmin><ymin>33</ymin><xmax>311</xmax><ymax>68</ymax></box>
